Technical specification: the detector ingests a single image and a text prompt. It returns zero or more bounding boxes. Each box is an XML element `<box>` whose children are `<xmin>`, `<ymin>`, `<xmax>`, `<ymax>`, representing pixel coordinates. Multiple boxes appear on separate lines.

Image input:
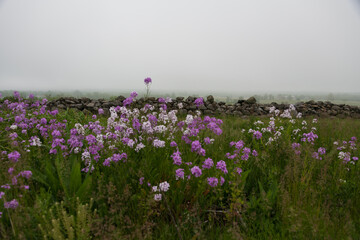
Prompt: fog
<box><xmin>0</xmin><ymin>0</ymin><xmax>360</xmax><ymax>93</ymax></box>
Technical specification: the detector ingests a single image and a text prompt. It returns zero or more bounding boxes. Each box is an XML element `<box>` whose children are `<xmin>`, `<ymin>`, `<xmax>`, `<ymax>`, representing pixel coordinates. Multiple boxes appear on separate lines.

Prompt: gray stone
<box><xmin>87</xmin><ymin>102</ymin><xmax>95</xmax><ymax>108</ymax></box>
<box><xmin>242</xmin><ymin>110</ymin><xmax>250</xmax><ymax>115</ymax></box>
<box><xmin>186</xmin><ymin>96</ymin><xmax>195</xmax><ymax>102</ymax></box>
<box><xmin>207</xmin><ymin>95</ymin><xmax>215</xmax><ymax>103</ymax></box>
<box><xmin>189</xmin><ymin>105</ymin><xmax>197</xmax><ymax>110</ymax></box>
<box><xmin>115</xmin><ymin>96</ymin><xmax>126</xmax><ymax>102</ymax></box>
<box><xmin>246</xmin><ymin>96</ymin><xmax>257</xmax><ymax>104</ymax></box>
<box><xmin>332</xmin><ymin>106</ymin><xmax>341</xmax><ymax>111</ymax></box>
<box><xmin>233</xmin><ymin>111</ymin><xmax>242</xmax><ymax>116</ymax></box>
<box><xmin>74</xmin><ymin>104</ymin><xmax>84</xmax><ymax>110</ymax></box>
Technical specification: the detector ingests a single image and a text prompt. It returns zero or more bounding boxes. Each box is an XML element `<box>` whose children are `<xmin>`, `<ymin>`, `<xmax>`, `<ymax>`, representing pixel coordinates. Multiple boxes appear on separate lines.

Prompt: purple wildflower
<box><xmin>252</xmin><ymin>150</ymin><xmax>258</xmax><ymax>157</ymax></box>
<box><xmin>112</xmin><ymin>153</ymin><xmax>127</xmax><ymax>163</ymax></box>
<box><xmin>8</xmin><ymin>151</ymin><xmax>20</xmax><ymax>162</ymax></box>
<box><xmin>202</xmin><ymin>158</ymin><xmax>214</xmax><ymax>169</ymax></box>
<box><xmin>191</xmin><ymin>166</ymin><xmax>202</xmax><ymax>177</ymax></box>
<box><xmin>204</xmin><ymin>137</ymin><xmax>213</xmax><ymax>145</ymax></box>
<box><xmin>9</xmin><ymin>132</ymin><xmax>18</xmax><ymax>140</ymax></box>
<box><xmin>51</xmin><ymin>130</ymin><xmax>61</xmax><ymax>138</ymax></box>
<box><xmin>175</xmin><ymin>168</ymin><xmax>185</xmax><ymax>180</ymax></box>
<box><xmin>50</xmin><ymin>110</ymin><xmax>58</xmax><ymax>116</ymax></box>
<box><xmin>158</xmin><ymin>97</ymin><xmax>165</xmax><ymax>103</ymax></box>
<box><xmin>318</xmin><ymin>147</ymin><xmax>326</xmax><ymax>155</ymax></box>
<box><xmin>234</xmin><ymin>140</ymin><xmax>245</xmax><ymax>150</ymax></box>
<box><xmin>292</xmin><ymin>143</ymin><xmax>301</xmax><ymax>149</ymax></box>
<box><xmin>207</xmin><ymin>177</ymin><xmax>218</xmax><ymax>187</ymax></box>
<box><xmin>171</xmin><ymin>150</ymin><xmax>182</xmax><ymax>165</ymax></box>
<box><xmin>130</xmin><ymin>91</ymin><xmax>138</xmax><ymax>98</ymax></box>
<box><xmin>49</xmin><ymin>148</ymin><xmax>57</xmax><ymax>154</ymax></box>
<box><xmin>191</xmin><ymin>140</ymin><xmax>201</xmax><ymax>152</ymax></box>
<box><xmin>103</xmin><ymin>158</ymin><xmax>111</xmax><ymax>167</ymax></box>
<box><xmin>198</xmin><ymin>148</ymin><xmax>206</xmax><ymax>156</ymax></box>
<box><xmin>216</xmin><ymin>160</ymin><xmax>228</xmax><ymax>174</ymax></box>
<box><xmin>4</xmin><ymin>199</ymin><xmax>19</xmax><ymax>209</ymax></box>
<box><xmin>13</xmin><ymin>91</ymin><xmax>21</xmax><ymax>99</ymax></box>
<box><xmin>12</xmin><ymin>176</ymin><xmax>17</xmax><ymax>185</ymax></box>
<box><xmin>18</xmin><ymin>170</ymin><xmax>32</xmax><ymax>179</ymax></box>
<box><xmin>253</xmin><ymin>131</ymin><xmax>262</xmax><ymax>140</ymax></box>
<box><xmin>236</xmin><ymin>167</ymin><xmax>243</xmax><ymax>175</ymax></box>
<box><xmin>194</xmin><ymin>97</ymin><xmax>204</xmax><ymax>107</ymax></box>
<box><xmin>40</xmin><ymin>118</ymin><xmax>47</xmax><ymax>125</ymax></box>
<box><xmin>220</xmin><ymin>176</ymin><xmax>225</xmax><ymax>186</ymax></box>
<box><xmin>144</xmin><ymin>77</ymin><xmax>152</xmax><ymax>84</ymax></box>
<box><xmin>302</xmin><ymin>132</ymin><xmax>318</xmax><ymax>144</ymax></box>
<box><xmin>139</xmin><ymin>177</ymin><xmax>144</xmax><ymax>185</ymax></box>
<box><xmin>312</xmin><ymin>152</ymin><xmax>320</xmax><ymax>160</ymax></box>
<box><xmin>242</xmin><ymin>147</ymin><xmax>251</xmax><ymax>154</ymax></box>
<box><xmin>8</xmin><ymin>168</ymin><xmax>14</xmax><ymax>175</ymax></box>
<box><xmin>241</xmin><ymin>153</ymin><xmax>249</xmax><ymax>161</ymax></box>
<box><xmin>86</xmin><ymin>135</ymin><xmax>97</xmax><ymax>144</ymax></box>
<box><xmin>225</xmin><ymin>153</ymin><xmax>237</xmax><ymax>160</ymax></box>
<box><xmin>123</xmin><ymin>97</ymin><xmax>133</xmax><ymax>107</ymax></box>
<box><xmin>1</xmin><ymin>184</ymin><xmax>10</xmax><ymax>189</ymax></box>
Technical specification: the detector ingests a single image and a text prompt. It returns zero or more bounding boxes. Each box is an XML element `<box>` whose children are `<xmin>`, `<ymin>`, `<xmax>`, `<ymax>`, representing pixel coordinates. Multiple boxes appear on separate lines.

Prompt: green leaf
<box><xmin>69</xmin><ymin>156</ymin><xmax>82</xmax><ymax>196</ymax></box>
<box><xmin>55</xmin><ymin>155</ymin><xmax>69</xmax><ymax>198</ymax></box>
<box><xmin>76</xmin><ymin>174</ymin><xmax>92</xmax><ymax>202</ymax></box>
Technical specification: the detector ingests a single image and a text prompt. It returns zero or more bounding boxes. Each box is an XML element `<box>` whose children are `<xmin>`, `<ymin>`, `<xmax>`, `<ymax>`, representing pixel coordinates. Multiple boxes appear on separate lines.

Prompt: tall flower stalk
<box><xmin>144</xmin><ymin>77</ymin><xmax>152</xmax><ymax>99</ymax></box>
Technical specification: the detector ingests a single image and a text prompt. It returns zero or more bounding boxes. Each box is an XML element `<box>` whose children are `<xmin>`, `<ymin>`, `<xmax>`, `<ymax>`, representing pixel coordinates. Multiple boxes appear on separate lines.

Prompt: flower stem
<box><xmin>3</xmin><ymin>196</ymin><xmax>16</xmax><ymax>237</ymax></box>
<box><xmin>163</xmin><ymin>194</ymin><xmax>182</xmax><ymax>240</ymax></box>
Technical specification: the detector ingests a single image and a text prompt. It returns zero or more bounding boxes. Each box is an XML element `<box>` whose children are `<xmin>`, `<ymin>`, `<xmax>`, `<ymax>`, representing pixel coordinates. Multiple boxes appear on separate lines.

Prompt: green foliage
<box><xmin>31</xmin><ymin>154</ymin><xmax>92</xmax><ymax>204</ymax></box>
<box><xmin>2</xmin><ymin>102</ymin><xmax>360</xmax><ymax>239</ymax></box>
<box><xmin>38</xmin><ymin>198</ymin><xmax>95</xmax><ymax>240</ymax></box>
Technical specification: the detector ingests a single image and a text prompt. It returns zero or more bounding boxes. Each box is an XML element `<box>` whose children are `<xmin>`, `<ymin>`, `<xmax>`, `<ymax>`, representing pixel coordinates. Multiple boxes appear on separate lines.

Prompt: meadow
<box><xmin>0</xmin><ymin>81</ymin><xmax>360</xmax><ymax>239</ymax></box>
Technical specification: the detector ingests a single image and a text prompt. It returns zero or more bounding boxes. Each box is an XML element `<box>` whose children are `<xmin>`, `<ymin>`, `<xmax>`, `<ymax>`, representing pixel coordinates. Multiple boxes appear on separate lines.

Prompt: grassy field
<box><xmin>0</xmin><ymin>93</ymin><xmax>360</xmax><ymax>239</ymax></box>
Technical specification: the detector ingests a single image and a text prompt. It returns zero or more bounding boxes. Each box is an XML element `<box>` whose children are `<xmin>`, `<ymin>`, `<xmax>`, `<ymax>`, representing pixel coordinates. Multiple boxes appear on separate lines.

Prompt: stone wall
<box><xmin>47</xmin><ymin>95</ymin><xmax>360</xmax><ymax>119</ymax></box>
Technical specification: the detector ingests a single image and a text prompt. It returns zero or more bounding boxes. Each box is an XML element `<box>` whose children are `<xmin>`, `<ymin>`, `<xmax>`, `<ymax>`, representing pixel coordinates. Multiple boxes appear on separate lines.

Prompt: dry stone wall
<box><xmin>47</xmin><ymin>95</ymin><xmax>360</xmax><ymax>119</ymax></box>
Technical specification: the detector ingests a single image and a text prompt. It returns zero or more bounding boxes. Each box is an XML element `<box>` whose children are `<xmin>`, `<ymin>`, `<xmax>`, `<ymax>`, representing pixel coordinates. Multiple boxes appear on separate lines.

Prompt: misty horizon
<box><xmin>1</xmin><ymin>0</ymin><xmax>360</xmax><ymax>93</ymax></box>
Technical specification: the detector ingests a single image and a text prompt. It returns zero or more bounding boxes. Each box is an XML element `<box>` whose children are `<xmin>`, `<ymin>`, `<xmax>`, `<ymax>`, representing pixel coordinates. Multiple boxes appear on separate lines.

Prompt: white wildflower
<box><xmin>159</xmin><ymin>181</ymin><xmax>170</xmax><ymax>192</ymax></box>
<box><xmin>154</xmin><ymin>193</ymin><xmax>162</xmax><ymax>201</ymax></box>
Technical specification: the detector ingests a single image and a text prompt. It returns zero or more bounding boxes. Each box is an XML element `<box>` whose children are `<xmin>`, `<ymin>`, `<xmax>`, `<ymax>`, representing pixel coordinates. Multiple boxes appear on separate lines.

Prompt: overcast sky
<box><xmin>0</xmin><ymin>0</ymin><xmax>360</xmax><ymax>93</ymax></box>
